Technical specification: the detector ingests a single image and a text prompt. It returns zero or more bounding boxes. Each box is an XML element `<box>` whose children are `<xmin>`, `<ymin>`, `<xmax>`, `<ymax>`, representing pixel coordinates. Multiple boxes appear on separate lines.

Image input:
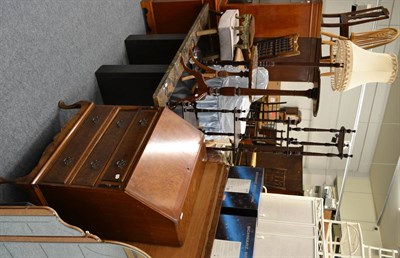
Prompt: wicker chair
<box><xmin>322</xmin><ymin>27</ymin><xmax>400</xmax><ymax>50</ymax></box>
<box><xmin>321</xmin><ymin>27</ymin><xmax>400</xmax><ymax>65</ymax></box>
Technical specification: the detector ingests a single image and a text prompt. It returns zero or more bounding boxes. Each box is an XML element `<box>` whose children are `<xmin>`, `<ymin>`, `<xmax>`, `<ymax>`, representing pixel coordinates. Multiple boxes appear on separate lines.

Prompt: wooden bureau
<box><xmin>140</xmin><ymin>0</ymin><xmax>322</xmax><ymax>38</ymax></box>
<box><xmin>17</xmin><ymin>101</ymin><xmax>207</xmax><ymax>246</ymax></box>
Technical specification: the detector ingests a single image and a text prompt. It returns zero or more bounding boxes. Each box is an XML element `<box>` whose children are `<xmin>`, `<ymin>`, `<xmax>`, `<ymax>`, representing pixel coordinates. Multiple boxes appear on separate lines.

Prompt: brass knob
<box><xmin>91</xmin><ymin>115</ymin><xmax>100</xmax><ymax>124</ymax></box>
<box><xmin>116</xmin><ymin>159</ymin><xmax>126</xmax><ymax>169</ymax></box>
<box><xmin>90</xmin><ymin>160</ymin><xmax>100</xmax><ymax>169</ymax></box>
<box><xmin>116</xmin><ymin>119</ymin><xmax>125</xmax><ymax>128</ymax></box>
<box><xmin>138</xmin><ymin>118</ymin><xmax>148</xmax><ymax>126</ymax></box>
<box><xmin>63</xmin><ymin>156</ymin><xmax>73</xmax><ymax>166</ymax></box>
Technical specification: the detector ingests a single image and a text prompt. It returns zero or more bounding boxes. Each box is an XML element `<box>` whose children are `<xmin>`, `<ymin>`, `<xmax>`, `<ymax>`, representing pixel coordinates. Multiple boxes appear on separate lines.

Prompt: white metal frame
<box><xmin>256</xmin><ymin>192</ymin><xmax>398</xmax><ymax>258</ymax></box>
<box><xmin>324</xmin><ymin>219</ymin><xmax>398</xmax><ymax>258</ymax></box>
<box><xmin>254</xmin><ymin>192</ymin><xmax>328</xmax><ymax>257</ymax></box>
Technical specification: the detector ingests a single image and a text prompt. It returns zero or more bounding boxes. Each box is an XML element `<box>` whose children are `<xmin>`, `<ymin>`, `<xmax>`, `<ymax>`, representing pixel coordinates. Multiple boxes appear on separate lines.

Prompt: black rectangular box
<box><xmin>95</xmin><ymin>64</ymin><xmax>168</xmax><ymax>106</ymax></box>
<box><xmin>125</xmin><ymin>34</ymin><xmax>185</xmax><ymax>64</ymax></box>
<box><xmin>221</xmin><ymin>166</ymin><xmax>264</xmax><ymax>217</ymax></box>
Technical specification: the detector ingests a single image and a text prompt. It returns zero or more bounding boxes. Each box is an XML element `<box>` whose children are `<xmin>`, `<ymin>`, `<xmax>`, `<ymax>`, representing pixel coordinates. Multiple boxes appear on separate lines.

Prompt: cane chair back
<box><xmin>320</xmin><ymin>27</ymin><xmax>400</xmax><ymax>66</ymax></box>
<box><xmin>350</xmin><ymin>27</ymin><xmax>400</xmax><ymax>49</ymax></box>
<box><xmin>257</xmin><ymin>34</ymin><xmax>300</xmax><ymax>67</ymax></box>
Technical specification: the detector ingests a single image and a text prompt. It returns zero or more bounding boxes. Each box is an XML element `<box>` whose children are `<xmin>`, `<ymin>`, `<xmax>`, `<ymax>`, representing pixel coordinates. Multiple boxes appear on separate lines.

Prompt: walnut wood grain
<box><xmin>219</xmin><ymin>0</ymin><xmax>323</xmax><ymax>38</ymax></box>
<box><xmin>132</xmin><ymin>162</ymin><xmax>228</xmax><ymax>258</ymax></box>
<box><xmin>16</xmin><ymin>102</ymin><xmax>211</xmax><ymax>246</ymax></box>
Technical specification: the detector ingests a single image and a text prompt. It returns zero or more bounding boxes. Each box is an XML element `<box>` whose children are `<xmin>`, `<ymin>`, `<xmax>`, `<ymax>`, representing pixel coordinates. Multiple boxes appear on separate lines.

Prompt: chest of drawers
<box><xmin>19</xmin><ymin>101</ymin><xmax>206</xmax><ymax>246</ymax></box>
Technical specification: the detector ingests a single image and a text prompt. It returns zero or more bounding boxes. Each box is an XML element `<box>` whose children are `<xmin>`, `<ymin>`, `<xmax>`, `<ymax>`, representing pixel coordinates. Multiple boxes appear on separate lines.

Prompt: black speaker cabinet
<box><xmin>95</xmin><ymin>64</ymin><xmax>168</xmax><ymax>106</ymax></box>
<box><xmin>125</xmin><ymin>34</ymin><xmax>185</xmax><ymax>64</ymax></box>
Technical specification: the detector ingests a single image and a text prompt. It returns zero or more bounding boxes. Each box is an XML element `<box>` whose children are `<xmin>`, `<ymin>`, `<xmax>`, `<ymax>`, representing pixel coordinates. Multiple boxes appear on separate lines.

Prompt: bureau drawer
<box><xmin>100</xmin><ymin>109</ymin><xmax>158</xmax><ymax>185</ymax></box>
<box><xmin>40</xmin><ymin>105</ymin><xmax>115</xmax><ymax>184</ymax></box>
<box><xmin>71</xmin><ymin>109</ymin><xmax>138</xmax><ymax>186</ymax></box>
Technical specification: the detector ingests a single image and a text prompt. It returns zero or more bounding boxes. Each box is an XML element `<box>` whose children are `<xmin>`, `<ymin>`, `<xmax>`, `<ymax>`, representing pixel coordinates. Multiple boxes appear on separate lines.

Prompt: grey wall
<box><xmin>0</xmin><ymin>0</ymin><xmax>145</xmax><ymax>202</ymax></box>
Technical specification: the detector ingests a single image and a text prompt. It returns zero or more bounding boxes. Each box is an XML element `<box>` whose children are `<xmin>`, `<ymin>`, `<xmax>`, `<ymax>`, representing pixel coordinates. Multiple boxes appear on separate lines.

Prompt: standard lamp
<box><xmin>330</xmin><ymin>39</ymin><xmax>398</xmax><ymax>92</ymax></box>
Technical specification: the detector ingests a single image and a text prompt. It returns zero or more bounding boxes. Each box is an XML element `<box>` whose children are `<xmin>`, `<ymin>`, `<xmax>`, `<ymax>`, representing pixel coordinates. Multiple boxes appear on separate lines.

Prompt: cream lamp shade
<box><xmin>331</xmin><ymin>39</ymin><xmax>398</xmax><ymax>92</ymax></box>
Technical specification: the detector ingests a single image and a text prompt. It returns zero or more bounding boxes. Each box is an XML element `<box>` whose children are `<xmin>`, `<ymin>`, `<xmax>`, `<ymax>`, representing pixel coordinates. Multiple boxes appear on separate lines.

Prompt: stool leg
<box><xmin>196</xmin><ymin>28</ymin><xmax>218</xmax><ymax>37</ymax></box>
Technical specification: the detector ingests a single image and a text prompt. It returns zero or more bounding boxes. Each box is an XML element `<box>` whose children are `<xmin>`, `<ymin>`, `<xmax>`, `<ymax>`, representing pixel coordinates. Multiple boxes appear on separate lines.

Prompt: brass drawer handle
<box><xmin>116</xmin><ymin>159</ymin><xmax>126</xmax><ymax>169</ymax></box>
<box><xmin>90</xmin><ymin>160</ymin><xmax>100</xmax><ymax>170</ymax></box>
<box><xmin>138</xmin><ymin>118</ymin><xmax>148</xmax><ymax>127</ymax></box>
<box><xmin>63</xmin><ymin>156</ymin><xmax>73</xmax><ymax>166</ymax></box>
<box><xmin>116</xmin><ymin>119</ymin><xmax>125</xmax><ymax>128</ymax></box>
<box><xmin>92</xmin><ymin>115</ymin><xmax>100</xmax><ymax>124</ymax></box>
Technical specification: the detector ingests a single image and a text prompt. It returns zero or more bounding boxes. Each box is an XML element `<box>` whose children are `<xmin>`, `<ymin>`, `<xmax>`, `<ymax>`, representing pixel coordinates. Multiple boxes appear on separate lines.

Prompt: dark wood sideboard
<box><xmin>14</xmin><ymin>101</ymin><xmax>228</xmax><ymax>256</ymax></box>
<box><xmin>262</xmin><ymin>37</ymin><xmax>322</xmax><ymax>82</ymax></box>
<box><xmin>219</xmin><ymin>0</ymin><xmax>323</xmax><ymax>38</ymax></box>
<box><xmin>140</xmin><ymin>0</ymin><xmax>322</xmax><ymax>38</ymax></box>
<box><xmin>237</xmin><ymin>145</ymin><xmax>304</xmax><ymax>195</ymax></box>
<box><xmin>141</xmin><ymin>0</ymin><xmax>206</xmax><ymax>34</ymax></box>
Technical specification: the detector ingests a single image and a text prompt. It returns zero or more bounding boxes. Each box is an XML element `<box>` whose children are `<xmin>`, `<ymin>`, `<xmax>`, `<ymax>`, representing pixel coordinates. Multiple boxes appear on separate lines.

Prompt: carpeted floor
<box><xmin>0</xmin><ymin>0</ymin><xmax>146</xmax><ymax>203</ymax></box>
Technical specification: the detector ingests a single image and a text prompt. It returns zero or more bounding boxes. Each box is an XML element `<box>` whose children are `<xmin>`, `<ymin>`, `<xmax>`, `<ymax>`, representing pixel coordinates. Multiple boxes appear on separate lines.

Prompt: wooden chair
<box><xmin>322</xmin><ymin>27</ymin><xmax>400</xmax><ymax>50</ymax></box>
<box><xmin>256</xmin><ymin>34</ymin><xmax>301</xmax><ymax>67</ymax></box>
<box><xmin>321</xmin><ymin>6</ymin><xmax>390</xmax><ymax>37</ymax></box>
<box><xmin>351</xmin><ymin>27</ymin><xmax>400</xmax><ymax>49</ymax></box>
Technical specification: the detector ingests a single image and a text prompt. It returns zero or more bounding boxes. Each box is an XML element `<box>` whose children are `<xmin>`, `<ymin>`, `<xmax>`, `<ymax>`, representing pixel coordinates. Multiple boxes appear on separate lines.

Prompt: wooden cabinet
<box><xmin>237</xmin><ymin>145</ymin><xmax>303</xmax><ymax>195</ymax></box>
<box><xmin>18</xmin><ymin>101</ymin><xmax>207</xmax><ymax>246</ymax></box>
<box><xmin>141</xmin><ymin>0</ymin><xmax>204</xmax><ymax>34</ymax></box>
<box><xmin>140</xmin><ymin>0</ymin><xmax>322</xmax><ymax>38</ymax></box>
<box><xmin>219</xmin><ymin>0</ymin><xmax>323</xmax><ymax>38</ymax></box>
